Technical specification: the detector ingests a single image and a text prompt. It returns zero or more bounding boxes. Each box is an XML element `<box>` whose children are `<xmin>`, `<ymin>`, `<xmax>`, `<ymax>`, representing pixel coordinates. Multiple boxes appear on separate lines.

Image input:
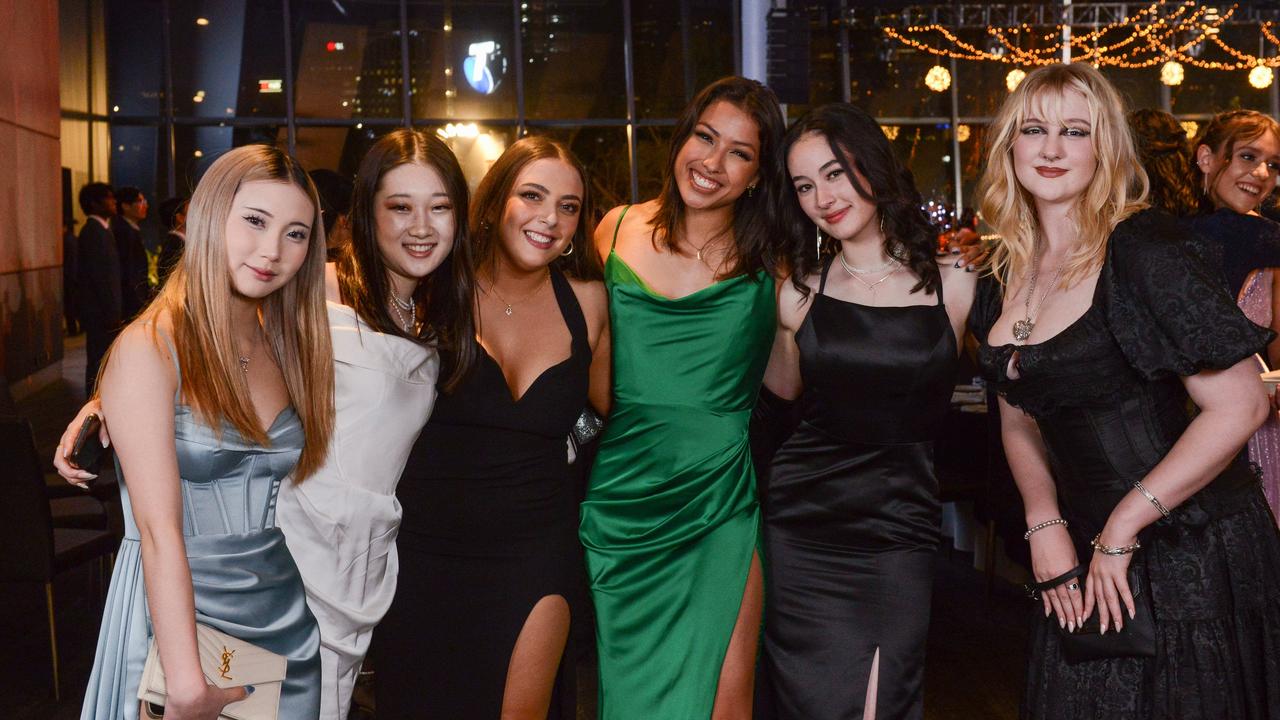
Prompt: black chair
<box><xmin>0</xmin><ymin>414</ymin><xmax>116</xmax><ymax>700</ymax></box>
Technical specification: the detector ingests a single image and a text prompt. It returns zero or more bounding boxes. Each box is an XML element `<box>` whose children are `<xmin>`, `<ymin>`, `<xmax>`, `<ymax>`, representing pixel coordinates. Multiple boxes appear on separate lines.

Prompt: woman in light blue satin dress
<box><xmin>79</xmin><ymin>145</ymin><xmax>335</xmax><ymax>720</ymax></box>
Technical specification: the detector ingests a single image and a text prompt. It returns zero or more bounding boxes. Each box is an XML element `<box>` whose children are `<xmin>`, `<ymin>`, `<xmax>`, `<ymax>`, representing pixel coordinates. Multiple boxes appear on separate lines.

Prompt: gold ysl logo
<box><xmin>218</xmin><ymin>646</ymin><xmax>235</xmax><ymax>680</ymax></box>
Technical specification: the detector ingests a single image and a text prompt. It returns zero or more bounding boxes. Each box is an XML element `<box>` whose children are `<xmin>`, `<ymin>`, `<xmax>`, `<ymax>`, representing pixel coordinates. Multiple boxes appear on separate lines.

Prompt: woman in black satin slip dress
<box><xmin>977</xmin><ymin>63</ymin><xmax>1280</xmax><ymax>720</ymax></box>
<box><xmin>374</xmin><ymin>138</ymin><xmax>611</xmax><ymax>719</ymax></box>
<box><xmin>760</xmin><ymin>104</ymin><xmax>977</xmax><ymax>719</ymax></box>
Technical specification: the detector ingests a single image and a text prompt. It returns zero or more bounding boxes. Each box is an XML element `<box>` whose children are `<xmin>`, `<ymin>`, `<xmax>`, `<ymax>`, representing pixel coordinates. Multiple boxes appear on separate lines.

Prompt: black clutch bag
<box><xmin>1031</xmin><ymin>562</ymin><xmax>1157</xmax><ymax>664</ymax></box>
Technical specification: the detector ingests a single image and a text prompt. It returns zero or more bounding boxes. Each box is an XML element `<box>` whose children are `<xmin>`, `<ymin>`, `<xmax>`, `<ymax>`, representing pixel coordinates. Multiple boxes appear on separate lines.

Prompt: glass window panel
<box><xmin>109</xmin><ymin>125</ymin><xmax>162</xmax><ymax>247</ymax></box>
<box><xmin>170</xmin><ymin>125</ymin><xmax>279</xmax><ymax>194</ymax></box>
<box><xmin>687</xmin><ymin>0</ymin><xmax>737</xmax><ymax>94</ymax></box>
<box><xmin>104</xmin><ymin>0</ymin><xmax>164</xmax><ymax>116</ymax></box>
<box><xmin>636</xmin><ymin>125</ymin><xmax>675</xmax><ymax>200</ymax></box>
<box><xmin>848</xmin><ymin>28</ymin><xmax>950</xmax><ymax>121</ymax></box>
<box><xmin>633</xmin><ymin>0</ymin><xmax>688</xmax><ymax>118</ymax></box>
<box><xmin>168</xmin><ymin>1</ymin><xmax>287</xmax><ymax>119</ymax></box>
<box><xmin>424</xmin><ymin>124</ymin><xmax>517</xmax><ymax>191</ymax></box>
<box><xmin>60</xmin><ymin>0</ymin><xmax>91</xmax><ymax>113</ymax></box>
<box><xmin>408</xmin><ymin>1</ymin><xmax>518</xmax><ymax>121</ymax></box>
<box><xmin>293</xmin><ymin>0</ymin><xmax>405</xmax><ymax>121</ymax></box>
<box><xmin>522</xmin><ymin>2</ymin><xmax>627</xmax><ymax>120</ymax></box>
<box><xmin>885</xmin><ymin>124</ymin><xmax>955</xmax><ymax>215</ymax></box>
<box><xmin>783</xmin><ymin>7</ymin><xmax>842</xmax><ymax>120</ymax></box>
<box><xmin>525</xmin><ymin>126</ymin><xmax>631</xmax><ymax>213</ymax></box>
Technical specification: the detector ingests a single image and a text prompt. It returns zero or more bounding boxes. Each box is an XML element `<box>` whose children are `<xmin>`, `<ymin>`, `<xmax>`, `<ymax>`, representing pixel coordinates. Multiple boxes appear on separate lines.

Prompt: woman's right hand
<box><xmin>162</xmin><ymin>681</ymin><xmax>250</xmax><ymax>720</ymax></box>
<box><xmin>52</xmin><ymin>398</ymin><xmax>109</xmax><ymax>488</ymax></box>
<box><xmin>1028</xmin><ymin>524</ymin><xmax>1084</xmax><ymax>631</ymax></box>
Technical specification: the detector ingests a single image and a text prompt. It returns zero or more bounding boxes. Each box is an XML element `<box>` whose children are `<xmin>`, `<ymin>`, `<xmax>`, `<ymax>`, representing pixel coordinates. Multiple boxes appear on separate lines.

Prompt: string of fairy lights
<box><xmin>883</xmin><ymin>1</ymin><xmax>1280</xmax><ymax>93</ymax></box>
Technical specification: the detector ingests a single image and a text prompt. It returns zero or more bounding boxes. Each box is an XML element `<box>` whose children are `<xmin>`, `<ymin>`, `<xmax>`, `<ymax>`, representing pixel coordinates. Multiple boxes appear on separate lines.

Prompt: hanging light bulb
<box><xmin>882</xmin><ymin>125</ymin><xmax>900</xmax><ymax>141</ymax></box>
<box><xmin>1005</xmin><ymin>68</ymin><xmax>1026</xmax><ymax>92</ymax></box>
<box><xmin>924</xmin><ymin>65</ymin><xmax>951</xmax><ymax>93</ymax></box>
<box><xmin>1160</xmin><ymin>60</ymin><xmax>1185</xmax><ymax>86</ymax></box>
<box><xmin>957</xmin><ymin>125</ymin><xmax>971</xmax><ymax>143</ymax></box>
<box><xmin>1250</xmin><ymin>64</ymin><xmax>1274</xmax><ymax>89</ymax></box>
<box><xmin>1180</xmin><ymin>120</ymin><xmax>1199</xmax><ymax>139</ymax></box>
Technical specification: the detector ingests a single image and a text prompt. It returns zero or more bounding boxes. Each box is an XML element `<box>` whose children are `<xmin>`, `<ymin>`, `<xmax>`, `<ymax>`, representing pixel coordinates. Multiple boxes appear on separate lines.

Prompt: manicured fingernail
<box><xmin>953</xmin><ymin>261</ymin><xmax>961</xmax><ymax>268</ymax></box>
<box><xmin>1078</xmin><ymin>616</ymin><xmax>1084</xmax><ymax>626</ymax></box>
<box><xmin>1067</xmin><ymin>621</ymin><xmax>1075</xmax><ymax>632</ymax></box>
<box><xmin>1045</xmin><ymin>607</ymin><xmax>1051</xmax><ymax>617</ymax></box>
<box><xmin>1100</xmin><ymin>623</ymin><xmax>1107</xmax><ymax>634</ymax></box>
<box><xmin>76</xmin><ymin>482</ymin><xmax>89</xmax><ymax>490</ymax></box>
<box><xmin>246</xmin><ymin>685</ymin><xmax>255</xmax><ymax>695</ymax></box>
<box><xmin>1130</xmin><ymin>609</ymin><xmax>1135</xmax><ymax>619</ymax></box>
<box><xmin>103</xmin><ymin>438</ymin><xmax>110</xmax><ymax>448</ymax></box>
<box><xmin>965</xmin><ymin>266</ymin><xmax>974</xmax><ymax>273</ymax></box>
<box><xmin>1058</xmin><ymin>617</ymin><xmax>1065</xmax><ymax>629</ymax></box>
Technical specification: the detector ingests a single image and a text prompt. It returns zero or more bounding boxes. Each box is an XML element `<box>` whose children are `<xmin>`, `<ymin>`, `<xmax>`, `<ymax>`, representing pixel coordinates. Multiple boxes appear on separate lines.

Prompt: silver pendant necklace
<box><xmin>390</xmin><ymin>294</ymin><xmax>416</xmax><ymax>333</ymax></box>
<box><xmin>1013</xmin><ymin>243</ymin><xmax>1067</xmax><ymax>342</ymax></box>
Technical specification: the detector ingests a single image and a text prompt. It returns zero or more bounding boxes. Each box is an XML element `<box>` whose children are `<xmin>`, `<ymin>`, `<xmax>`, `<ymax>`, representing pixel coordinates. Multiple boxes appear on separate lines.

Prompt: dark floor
<box><xmin>5</xmin><ymin>336</ymin><xmax>1027</xmax><ymax>719</ymax></box>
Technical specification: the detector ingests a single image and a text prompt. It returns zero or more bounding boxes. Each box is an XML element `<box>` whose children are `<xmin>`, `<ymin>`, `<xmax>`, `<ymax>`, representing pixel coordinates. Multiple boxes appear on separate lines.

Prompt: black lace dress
<box><xmin>976</xmin><ymin>210</ymin><xmax>1280</xmax><ymax>720</ymax></box>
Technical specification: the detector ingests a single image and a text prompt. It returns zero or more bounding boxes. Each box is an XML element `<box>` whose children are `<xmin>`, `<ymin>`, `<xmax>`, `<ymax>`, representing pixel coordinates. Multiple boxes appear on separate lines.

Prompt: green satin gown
<box><xmin>580</xmin><ymin>213</ymin><xmax>776</xmax><ymax>719</ymax></box>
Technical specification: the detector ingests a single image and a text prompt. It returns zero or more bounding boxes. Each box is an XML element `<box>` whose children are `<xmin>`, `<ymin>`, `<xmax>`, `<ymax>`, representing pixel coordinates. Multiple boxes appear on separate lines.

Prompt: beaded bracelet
<box><xmin>1023</xmin><ymin>517</ymin><xmax>1068</xmax><ymax>540</ymax></box>
<box><xmin>1133</xmin><ymin>479</ymin><xmax>1171</xmax><ymax>518</ymax></box>
<box><xmin>1091</xmin><ymin>533</ymin><xmax>1141</xmax><ymax>556</ymax></box>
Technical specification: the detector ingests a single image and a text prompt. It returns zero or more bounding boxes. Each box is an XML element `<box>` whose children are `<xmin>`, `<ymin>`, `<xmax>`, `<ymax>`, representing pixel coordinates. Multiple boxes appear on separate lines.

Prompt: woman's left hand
<box><xmin>1082</xmin><ymin>536</ymin><xmax>1137</xmax><ymax>634</ymax></box>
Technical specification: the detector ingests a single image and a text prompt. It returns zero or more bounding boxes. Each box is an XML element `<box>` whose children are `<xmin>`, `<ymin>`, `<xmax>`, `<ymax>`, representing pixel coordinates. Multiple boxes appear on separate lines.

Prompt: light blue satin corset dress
<box><xmin>81</xmin><ymin>400</ymin><xmax>321</xmax><ymax>720</ymax></box>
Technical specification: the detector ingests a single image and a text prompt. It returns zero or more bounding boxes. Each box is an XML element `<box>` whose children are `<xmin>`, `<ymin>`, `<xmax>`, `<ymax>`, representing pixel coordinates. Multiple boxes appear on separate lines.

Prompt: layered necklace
<box><xmin>390</xmin><ymin>291</ymin><xmax>416</xmax><ymax>333</ymax></box>
<box><xmin>838</xmin><ymin>251</ymin><xmax>902</xmax><ymax>305</ymax></box>
<box><xmin>1011</xmin><ymin>242</ymin><xmax>1067</xmax><ymax>342</ymax></box>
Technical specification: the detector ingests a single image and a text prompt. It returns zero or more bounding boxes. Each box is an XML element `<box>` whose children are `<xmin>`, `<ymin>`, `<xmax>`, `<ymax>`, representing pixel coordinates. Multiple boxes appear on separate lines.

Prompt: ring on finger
<box><xmin>1067</xmin><ymin>582</ymin><xmax>1080</xmax><ymax>591</ymax></box>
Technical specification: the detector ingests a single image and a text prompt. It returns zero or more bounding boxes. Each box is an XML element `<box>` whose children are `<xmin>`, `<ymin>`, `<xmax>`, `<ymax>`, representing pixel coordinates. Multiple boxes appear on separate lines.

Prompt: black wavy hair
<box><xmin>782</xmin><ymin>103</ymin><xmax>939</xmax><ymax>297</ymax></box>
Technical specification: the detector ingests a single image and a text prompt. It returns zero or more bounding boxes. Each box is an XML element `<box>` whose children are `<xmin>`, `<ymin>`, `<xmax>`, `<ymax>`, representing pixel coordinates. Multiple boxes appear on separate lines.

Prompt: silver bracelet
<box><xmin>1133</xmin><ymin>479</ymin><xmax>1171</xmax><ymax>518</ymax></box>
<box><xmin>1024</xmin><ymin>517</ymin><xmax>1068</xmax><ymax>540</ymax></box>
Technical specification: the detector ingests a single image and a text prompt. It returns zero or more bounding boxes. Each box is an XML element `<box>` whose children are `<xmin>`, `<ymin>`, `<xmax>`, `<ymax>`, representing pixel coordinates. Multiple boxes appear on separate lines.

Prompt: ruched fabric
<box><xmin>580</xmin><ymin>250</ymin><xmax>775</xmax><ymax>719</ymax></box>
<box><xmin>82</xmin><ymin>403</ymin><xmax>320</xmax><ymax>720</ymax></box>
<box><xmin>977</xmin><ymin>209</ymin><xmax>1280</xmax><ymax>720</ymax></box>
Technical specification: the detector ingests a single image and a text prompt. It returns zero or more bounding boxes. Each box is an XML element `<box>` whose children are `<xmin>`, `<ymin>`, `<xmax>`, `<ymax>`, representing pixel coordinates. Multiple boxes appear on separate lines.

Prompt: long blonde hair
<box><xmin>124</xmin><ymin>145</ymin><xmax>334</xmax><ymax>481</ymax></box>
<box><xmin>978</xmin><ymin>63</ymin><xmax>1148</xmax><ymax>287</ymax></box>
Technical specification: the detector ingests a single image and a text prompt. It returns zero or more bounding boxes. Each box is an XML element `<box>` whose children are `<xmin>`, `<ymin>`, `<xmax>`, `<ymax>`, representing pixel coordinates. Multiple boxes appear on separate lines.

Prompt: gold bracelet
<box><xmin>1090</xmin><ymin>533</ymin><xmax>1141</xmax><ymax>556</ymax></box>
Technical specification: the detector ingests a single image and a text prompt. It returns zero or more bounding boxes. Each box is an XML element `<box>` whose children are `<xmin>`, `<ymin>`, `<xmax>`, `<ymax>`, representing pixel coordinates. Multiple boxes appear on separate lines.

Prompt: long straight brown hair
<box><xmin>337</xmin><ymin>128</ymin><xmax>475</xmax><ymax>391</ymax></box>
<box><xmin>120</xmin><ymin>144</ymin><xmax>335</xmax><ymax>481</ymax></box>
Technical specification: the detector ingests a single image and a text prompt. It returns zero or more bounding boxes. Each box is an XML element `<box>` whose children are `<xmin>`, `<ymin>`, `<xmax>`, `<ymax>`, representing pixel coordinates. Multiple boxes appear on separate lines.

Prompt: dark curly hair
<box><xmin>782</xmin><ymin>103</ymin><xmax>939</xmax><ymax>297</ymax></box>
<box><xmin>1127</xmin><ymin>109</ymin><xmax>1198</xmax><ymax>217</ymax></box>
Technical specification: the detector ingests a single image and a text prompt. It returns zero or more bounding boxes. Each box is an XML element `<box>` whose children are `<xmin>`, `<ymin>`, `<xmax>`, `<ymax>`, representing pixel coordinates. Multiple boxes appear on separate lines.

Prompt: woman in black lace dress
<box><xmin>977</xmin><ymin>63</ymin><xmax>1280</xmax><ymax>719</ymax></box>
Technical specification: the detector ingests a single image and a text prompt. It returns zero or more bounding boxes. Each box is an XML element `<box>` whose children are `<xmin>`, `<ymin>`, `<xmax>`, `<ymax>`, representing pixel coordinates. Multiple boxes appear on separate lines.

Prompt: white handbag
<box><xmin>137</xmin><ymin>623</ymin><xmax>287</xmax><ymax>720</ymax></box>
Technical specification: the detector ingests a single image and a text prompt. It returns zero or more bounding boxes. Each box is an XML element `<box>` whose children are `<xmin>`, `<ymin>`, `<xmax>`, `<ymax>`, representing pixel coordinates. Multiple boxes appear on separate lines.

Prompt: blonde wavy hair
<box><xmin>112</xmin><ymin>144</ymin><xmax>334</xmax><ymax>481</ymax></box>
<box><xmin>978</xmin><ymin>63</ymin><xmax>1148</xmax><ymax>287</ymax></box>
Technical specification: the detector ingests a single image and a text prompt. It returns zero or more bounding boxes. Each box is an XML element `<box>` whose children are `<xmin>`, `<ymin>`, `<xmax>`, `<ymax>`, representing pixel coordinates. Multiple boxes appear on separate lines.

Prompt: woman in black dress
<box><xmin>760</xmin><ymin>103</ymin><xmax>976</xmax><ymax>719</ymax></box>
<box><xmin>977</xmin><ymin>62</ymin><xmax>1280</xmax><ymax>719</ymax></box>
<box><xmin>375</xmin><ymin>137</ymin><xmax>611</xmax><ymax>719</ymax></box>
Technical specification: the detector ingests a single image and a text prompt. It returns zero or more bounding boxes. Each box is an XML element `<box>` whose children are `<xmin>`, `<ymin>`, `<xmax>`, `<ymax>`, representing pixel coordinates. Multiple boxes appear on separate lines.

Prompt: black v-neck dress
<box><xmin>761</xmin><ymin>258</ymin><xmax>957</xmax><ymax>720</ymax></box>
<box><xmin>976</xmin><ymin>210</ymin><xmax>1280</xmax><ymax>720</ymax></box>
<box><xmin>375</xmin><ymin>268</ymin><xmax>590</xmax><ymax>719</ymax></box>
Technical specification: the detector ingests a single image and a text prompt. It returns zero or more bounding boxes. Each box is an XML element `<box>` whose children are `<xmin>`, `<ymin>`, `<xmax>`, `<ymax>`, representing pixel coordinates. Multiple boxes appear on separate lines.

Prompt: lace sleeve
<box><xmin>1102</xmin><ymin>209</ymin><xmax>1274</xmax><ymax>380</ymax></box>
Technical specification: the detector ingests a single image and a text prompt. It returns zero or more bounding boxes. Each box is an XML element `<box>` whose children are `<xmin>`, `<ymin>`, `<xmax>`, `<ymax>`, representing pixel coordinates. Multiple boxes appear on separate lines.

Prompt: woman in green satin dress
<box><xmin>580</xmin><ymin>77</ymin><xmax>789</xmax><ymax>719</ymax></box>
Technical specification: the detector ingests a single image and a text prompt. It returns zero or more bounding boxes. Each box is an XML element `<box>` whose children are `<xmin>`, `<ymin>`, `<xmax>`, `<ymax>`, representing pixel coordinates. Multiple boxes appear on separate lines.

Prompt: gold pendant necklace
<box><xmin>487</xmin><ymin>271</ymin><xmax>550</xmax><ymax>317</ymax></box>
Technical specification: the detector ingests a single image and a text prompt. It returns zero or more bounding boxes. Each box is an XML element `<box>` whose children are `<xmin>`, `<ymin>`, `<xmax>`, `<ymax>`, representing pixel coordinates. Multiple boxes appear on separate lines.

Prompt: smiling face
<box><xmin>1012</xmin><ymin>88</ymin><xmax>1099</xmax><ymax>209</ymax></box>
<box><xmin>672</xmin><ymin>100</ymin><xmax>762</xmax><ymax>211</ymax></box>
<box><xmin>496</xmin><ymin>158</ymin><xmax>583</xmax><ymax>273</ymax></box>
<box><xmin>224</xmin><ymin>180</ymin><xmax>315</xmax><ymax>299</ymax></box>
<box><xmin>788</xmin><ymin>131</ymin><xmax>878</xmax><ymax>243</ymax></box>
<box><xmin>374</xmin><ymin>161</ymin><xmax>456</xmax><ymax>296</ymax></box>
<box><xmin>1199</xmin><ymin>130</ymin><xmax>1280</xmax><ymax>215</ymax></box>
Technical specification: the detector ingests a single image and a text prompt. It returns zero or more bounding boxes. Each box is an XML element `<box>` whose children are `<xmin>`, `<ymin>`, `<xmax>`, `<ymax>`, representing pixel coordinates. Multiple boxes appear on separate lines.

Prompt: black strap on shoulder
<box><xmin>818</xmin><ymin>254</ymin><xmax>835</xmax><ymax>295</ymax></box>
<box><xmin>935</xmin><ymin>265</ymin><xmax>946</xmax><ymax>306</ymax></box>
<box><xmin>549</xmin><ymin>268</ymin><xmax>589</xmax><ymax>355</ymax></box>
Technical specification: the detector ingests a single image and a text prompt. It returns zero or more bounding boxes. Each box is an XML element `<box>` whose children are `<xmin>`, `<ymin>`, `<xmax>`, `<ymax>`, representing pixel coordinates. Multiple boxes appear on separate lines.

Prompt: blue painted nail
<box><xmin>246</xmin><ymin>685</ymin><xmax>256</xmax><ymax>695</ymax></box>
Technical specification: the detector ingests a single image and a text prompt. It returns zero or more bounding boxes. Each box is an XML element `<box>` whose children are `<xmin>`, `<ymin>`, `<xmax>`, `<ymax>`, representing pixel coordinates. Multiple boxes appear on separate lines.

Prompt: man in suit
<box><xmin>156</xmin><ymin>195</ymin><xmax>188</xmax><ymax>288</ymax></box>
<box><xmin>75</xmin><ymin>182</ymin><xmax>121</xmax><ymax>397</ymax></box>
<box><xmin>112</xmin><ymin>186</ymin><xmax>150</xmax><ymax>320</ymax></box>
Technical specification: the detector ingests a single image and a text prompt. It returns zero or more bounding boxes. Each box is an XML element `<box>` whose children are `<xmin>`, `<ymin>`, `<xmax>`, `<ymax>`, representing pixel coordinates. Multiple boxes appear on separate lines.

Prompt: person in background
<box><xmin>113</xmin><ymin>186</ymin><xmax>151</xmax><ymax>319</ymax></box>
<box><xmin>1127</xmin><ymin>109</ymin><xmax>1200</xmax><ymax>218</ymax></box>
<box><xmin>978</xmin><ymin>63</ymin><xmax>1280</xmax><ymax>720</ymax></box>
<box><xmin>157</xmin><ymin>195</ymin><xmax>189</xmax><ymax>288</ymax></box>
<box><xmin>1190</xmin><ymin>109</ymin><xmax>1280</xmax><ymax>523</ymax></box>
<box><xmin>75</xmin><ymin>182</ymin><xmax>121</xmax><ymax>397</ymax></box>
<box><xmin>309</xmin><ymin>169</ymin><xmax>354</xmax><ymax>261</ymax></box>
<box><xmin>63</xmin><ymin>215</ymin><xmax>80</xmax><ymax>336</ymax></box>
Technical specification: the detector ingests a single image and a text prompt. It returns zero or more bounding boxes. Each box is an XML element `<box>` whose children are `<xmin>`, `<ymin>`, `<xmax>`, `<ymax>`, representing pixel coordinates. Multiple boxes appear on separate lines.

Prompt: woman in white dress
<box><xmin>57</xmin><ymin>129</ymin><xmax>474</xmax><ymax>719</ymax></box>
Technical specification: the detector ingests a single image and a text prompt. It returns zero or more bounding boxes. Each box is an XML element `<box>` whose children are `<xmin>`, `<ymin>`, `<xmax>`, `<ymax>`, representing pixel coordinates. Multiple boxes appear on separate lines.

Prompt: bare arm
<box><xmin>762</xmin><ymin>278</ymin><xmax>810</xmax><ymax>401</ymax></box>
<box><xmin>99</xmin><ymin>325</ymin><xmax>246</xmax><ymax>717</ymax></box>
<box><xmin>576</xmin><ymin>279</ymin><xmax>612</xmax><ymax>417</ymax></box>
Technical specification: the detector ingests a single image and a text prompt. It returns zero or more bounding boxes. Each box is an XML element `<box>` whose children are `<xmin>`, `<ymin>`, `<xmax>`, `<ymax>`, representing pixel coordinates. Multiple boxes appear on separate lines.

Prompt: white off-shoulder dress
<box><xmin>276</xmin><ymin>301</ymin><xmax>438</xmax><ymax>720</ymax></box>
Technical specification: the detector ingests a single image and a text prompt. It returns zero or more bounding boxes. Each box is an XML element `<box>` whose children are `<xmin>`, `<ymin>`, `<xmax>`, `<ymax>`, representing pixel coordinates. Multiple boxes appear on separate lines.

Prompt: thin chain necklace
<box><xmin>839</xmin><ymin>252</ymin><xmax>900</xmax><ymax>275</ymax></box>
<box><xmin>839</xmin><ymin>252</ymin><xmax>901</xmax><ymax>304</ymax></box>
<box><xmin>390</xmin><ymin>291</ymin><xmax>414</xmax><ymax>312</ymax></box>
<box><xmin>1012</xmin><ymin>243</ymin><xmax>1068</xmax><ymax>342</ymax></box>
<box><xmin>486</xmin><ymin>270</ymin><xmax>550</xmax><ymax>317</ymax></box>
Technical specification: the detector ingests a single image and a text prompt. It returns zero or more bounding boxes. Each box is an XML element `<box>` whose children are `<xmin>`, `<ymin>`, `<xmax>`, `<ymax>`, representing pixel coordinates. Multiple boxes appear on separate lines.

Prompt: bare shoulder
<box><xmin>102</xmin><ymin>316</ymin><xmax>179</xmax><ymax>391</ymax></box>
<box><xmin>324</xmin><ymin>261</ymin><xmax>341</xmax><ymax>302</ymax></box>
<box><xmin>567</xmin><ymin>277</ymin><xmax>609</xmax><ymax>327</ymax></box>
